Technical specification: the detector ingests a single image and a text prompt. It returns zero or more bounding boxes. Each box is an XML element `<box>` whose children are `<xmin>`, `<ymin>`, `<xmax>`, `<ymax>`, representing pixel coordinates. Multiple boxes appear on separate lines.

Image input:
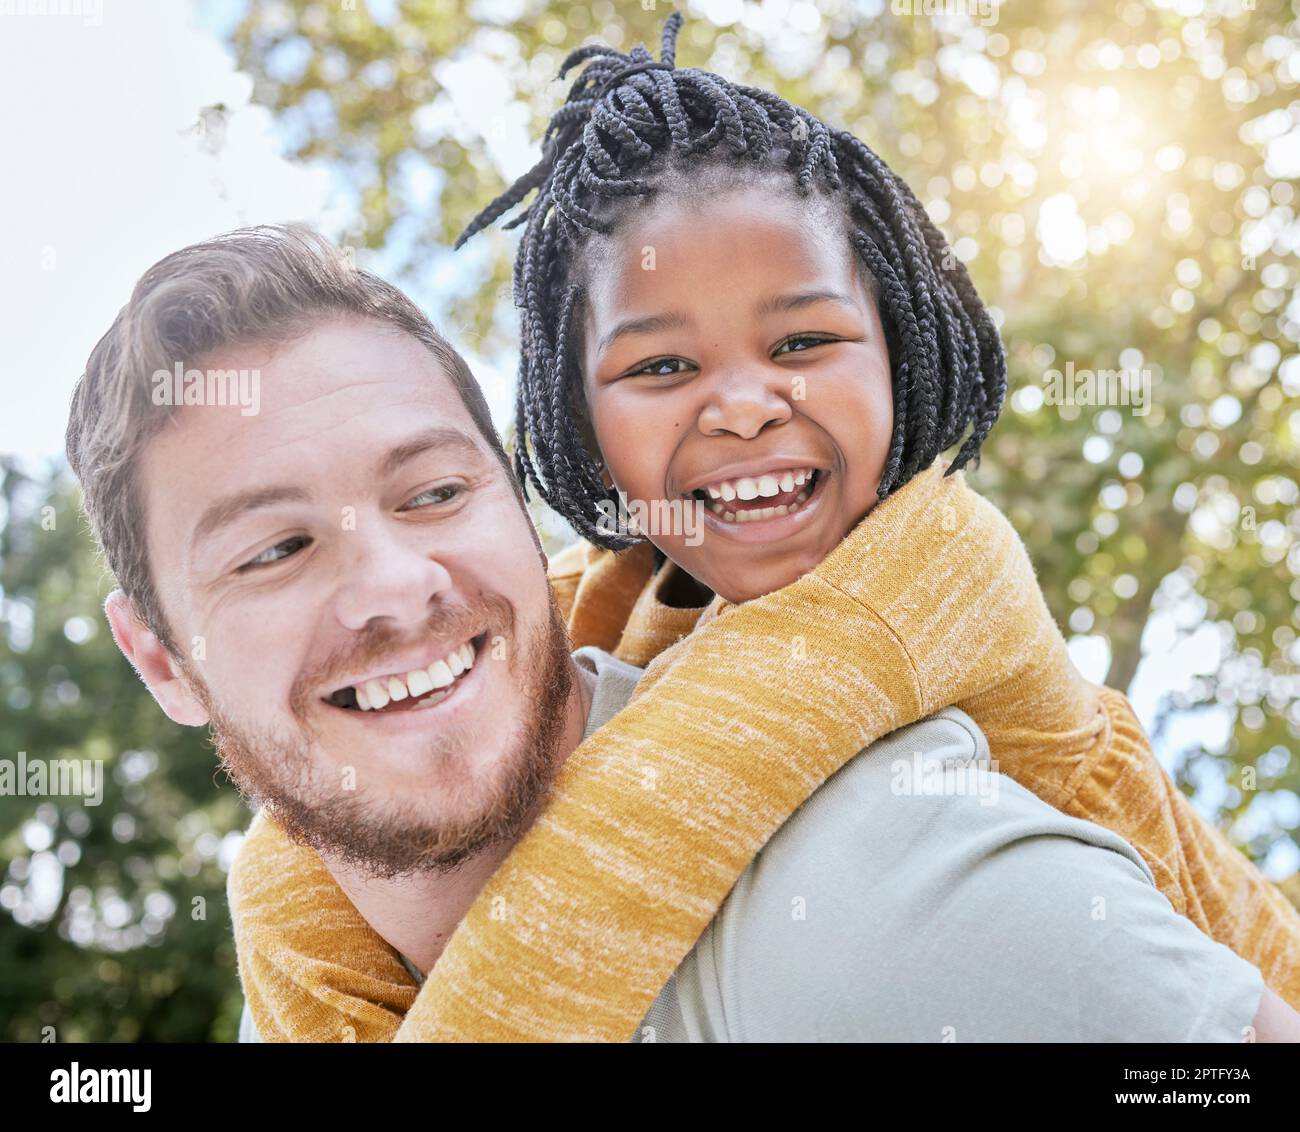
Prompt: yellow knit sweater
<box><xmin>228</xmin><ymin>458</ymin><xmax>1300</xmax><ymax>1041</ymax></box>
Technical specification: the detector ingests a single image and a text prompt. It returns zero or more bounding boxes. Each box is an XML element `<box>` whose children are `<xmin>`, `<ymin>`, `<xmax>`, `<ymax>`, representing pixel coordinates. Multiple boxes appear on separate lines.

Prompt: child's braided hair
<box><xmin>456</xmin><ymin>12</ymin><xmax>1006</xmax><ymax>551</ymax></box>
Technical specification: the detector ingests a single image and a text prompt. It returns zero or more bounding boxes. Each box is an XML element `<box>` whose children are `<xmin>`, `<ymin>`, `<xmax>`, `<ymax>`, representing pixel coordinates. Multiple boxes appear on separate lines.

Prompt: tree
<box><xmin>0</xmin><ymin>461</ymin><xmax>246</xmax><ymax>1040</ymax></box>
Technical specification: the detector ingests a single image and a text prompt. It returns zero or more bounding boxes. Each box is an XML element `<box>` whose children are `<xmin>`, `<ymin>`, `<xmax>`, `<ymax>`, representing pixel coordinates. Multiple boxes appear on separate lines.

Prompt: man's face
<box><xmin>137</xmin><ymin>316</ymin><xmax>571</xmax><ymax>877</ymax></box>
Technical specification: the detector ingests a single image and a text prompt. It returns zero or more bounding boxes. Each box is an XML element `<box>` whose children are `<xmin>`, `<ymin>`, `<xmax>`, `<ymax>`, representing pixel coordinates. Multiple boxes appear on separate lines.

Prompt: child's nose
<box><xmin>696</xmin><ymin>370</ymin><xmax>794</xmax><ymax>440</ymax></box>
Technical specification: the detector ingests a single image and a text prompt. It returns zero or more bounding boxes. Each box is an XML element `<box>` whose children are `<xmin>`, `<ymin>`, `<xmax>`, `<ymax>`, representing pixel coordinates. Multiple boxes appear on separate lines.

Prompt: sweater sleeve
<box><xmin>393</xmin><ymin>456</ymin><xmax>1300</xmax><ymax>1039</ymax></box>
<box><xmin>386</xmin><ymin>459</ymin><xmax>1083</xmax><ymax>1039</ymax></box>
<box><xmin>231</xmin><ymin>456</ymin><xmax>1300</xmax><ymax>1043</ymax></box>
<box><xmin>227</xmin><ymin>811</ymin><xmax>410</xmax><ymax>1042</ymax></box>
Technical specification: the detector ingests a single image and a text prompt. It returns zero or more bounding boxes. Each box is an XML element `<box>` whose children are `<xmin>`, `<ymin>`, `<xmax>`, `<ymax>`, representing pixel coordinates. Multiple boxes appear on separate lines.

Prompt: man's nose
<box><xmin>695</xmin><ymin>368</ymin><xmax>794</xmax><ymax>440</ymax></box>
<box><xmin>331</xmin><ymin>520</ymin><xmax>454</xmax><ymax>633</ymax></box>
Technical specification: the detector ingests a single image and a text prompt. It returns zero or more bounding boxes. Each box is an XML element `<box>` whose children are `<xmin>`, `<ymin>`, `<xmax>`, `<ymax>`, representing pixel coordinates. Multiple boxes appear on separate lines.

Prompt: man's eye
<box><xmin>240</xmin><ymin>536</ymin><xmax>311</xmax><ymax>572</ymax></box>
<box><xmin>628</xmin><ymin>357</ymin><xmax>691</xmax><ymax>378</ymax></box>
<box><xmin>402</xmin><ymin>484</ymin><xmax>462</xmax><ymax>509</ymax></box>
<box><xmin>775</xmin><ymin>335</ymin><xmax>837</xmax><ymax>355</ymax></box>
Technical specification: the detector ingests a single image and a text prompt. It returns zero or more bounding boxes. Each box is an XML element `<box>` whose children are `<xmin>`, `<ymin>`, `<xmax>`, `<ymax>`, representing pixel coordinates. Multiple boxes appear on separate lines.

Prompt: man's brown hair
<box><xmin>66</xmin><ymin>223</ymin><xmax>516</xmax><ymax>652</ymax></box>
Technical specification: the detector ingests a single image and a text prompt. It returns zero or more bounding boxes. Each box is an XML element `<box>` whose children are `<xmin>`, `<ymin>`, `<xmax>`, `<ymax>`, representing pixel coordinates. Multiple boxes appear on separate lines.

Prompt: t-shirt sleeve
<box><xmin>238</xmin><ymin>1000</ymin><xmax>263</xmax><ymax>1043</ymax></box>
<box><xmin>702</xmin><ymin>711</ymin><xmax>1265</xmax><ymax>1042</ymax></box>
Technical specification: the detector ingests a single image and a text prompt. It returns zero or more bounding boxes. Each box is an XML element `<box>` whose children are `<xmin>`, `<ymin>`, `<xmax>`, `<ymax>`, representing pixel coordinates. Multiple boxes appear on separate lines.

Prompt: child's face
<box><xmin>580</xmin><ymin>184</ymin><xmax>894</xmax><ymax>604</ymax></box>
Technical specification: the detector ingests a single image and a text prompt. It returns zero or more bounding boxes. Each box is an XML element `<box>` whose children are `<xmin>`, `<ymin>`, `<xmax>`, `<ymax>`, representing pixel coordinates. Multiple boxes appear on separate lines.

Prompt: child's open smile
<box><xmin>580</xmin><ymin>183</ymin><xmax>895</xmax><ymax>604</ymax></box>
<box><xmin>683</xmin><ymin>460</ymin><xmax>829</xmax><ymax>535</ymax></box>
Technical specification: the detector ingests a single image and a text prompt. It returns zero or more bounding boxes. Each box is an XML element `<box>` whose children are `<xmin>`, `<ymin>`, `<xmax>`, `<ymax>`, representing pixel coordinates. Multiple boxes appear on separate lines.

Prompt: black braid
<box><xmin>456</xmin><ymin>11</ymin><xmax>1007</xmax><ymax>550</ymax></box>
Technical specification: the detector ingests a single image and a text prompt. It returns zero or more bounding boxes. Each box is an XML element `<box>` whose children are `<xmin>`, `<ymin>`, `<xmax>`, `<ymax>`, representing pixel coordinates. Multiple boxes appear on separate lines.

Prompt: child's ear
<box><xmin>104</xmin><ymin>590</ymin><xmax>210</xmax><ymax>727</ymax></box>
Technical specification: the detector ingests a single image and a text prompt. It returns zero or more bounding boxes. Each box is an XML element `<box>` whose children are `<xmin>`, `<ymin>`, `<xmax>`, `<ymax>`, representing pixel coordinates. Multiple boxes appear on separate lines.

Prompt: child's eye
<box><xmin>401</xmin><ymin>484</ymin><xmax>463</xmax><ymax>510</ymax></box>
<box><xmin>240</xmin><ymin>536</ymin><xmax>311</xmax><ymax>572</ymax></box>
<box><xmin>775</xmin><ymin>335</ymin><xmax>837</xmax><ymax>355</ymax></box>
<box><xmin>628</xmin><ymin>357</ymin><xmax>692</xmax><ymax>378</ymax></box>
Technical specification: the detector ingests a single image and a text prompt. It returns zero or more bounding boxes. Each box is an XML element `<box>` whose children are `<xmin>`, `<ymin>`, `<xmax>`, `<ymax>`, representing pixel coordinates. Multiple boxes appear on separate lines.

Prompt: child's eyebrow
<box><xmin>754</xmin><ymin>289</ymin><xmax>859</xmax><ymax>317</ymax></box>
<box><xmin>596</xmin><ymin>311</ymin><xmax>691</xmax><ymax>357</ymax></box>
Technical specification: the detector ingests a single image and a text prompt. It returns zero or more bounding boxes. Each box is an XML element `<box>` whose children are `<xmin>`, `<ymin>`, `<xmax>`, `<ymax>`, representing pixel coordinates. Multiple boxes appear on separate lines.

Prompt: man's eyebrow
<box><xmin>189</xmin><ymin>429</ymin><xmax>487</xmax><ymax>554</ymax></box>
<box><xmin>375</xmin><ymin>426</ymin><xmax>487</xmax><ymax>480</ymax></box>
<box><xmin>595</xmin><ymin>311</ymin><xmax>692</xmax><ymax>358</ymax></box>
<box><xmin>754</xmin><ymin>289</ymin><xmax>860</xmax><ymax>318</ymax></box>
<box><xmin>191</xmin><ymin>486</ymin><xmax>313</xmax><ymax>554</ymax></box>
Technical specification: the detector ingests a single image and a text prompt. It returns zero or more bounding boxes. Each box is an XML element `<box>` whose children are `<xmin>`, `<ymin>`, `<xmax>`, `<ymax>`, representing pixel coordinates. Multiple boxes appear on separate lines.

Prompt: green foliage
<box><xmin>0</xmin><ymin>462</ymin><xmax>247</xmax><ymax>1041</ymax></box>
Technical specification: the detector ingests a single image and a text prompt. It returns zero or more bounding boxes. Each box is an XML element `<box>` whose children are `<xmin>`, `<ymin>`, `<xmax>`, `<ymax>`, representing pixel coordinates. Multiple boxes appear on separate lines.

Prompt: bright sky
<box><xmin>0</xmin><ymin>0</ymin><xmax>524</xmax><ymax>477</ymax></box>
<box><xmin>0</xmin><ymin>2</ymin><xmax>335</xmax><ymax>471</ymax></box>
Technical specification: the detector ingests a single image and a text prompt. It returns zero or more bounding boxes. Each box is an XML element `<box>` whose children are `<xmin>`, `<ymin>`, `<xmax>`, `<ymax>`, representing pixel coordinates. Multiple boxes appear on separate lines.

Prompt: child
<box><xmin>229</xmin><ymin>14</ymin><xmax>1300</xmax><ymax>1040</ymax></box>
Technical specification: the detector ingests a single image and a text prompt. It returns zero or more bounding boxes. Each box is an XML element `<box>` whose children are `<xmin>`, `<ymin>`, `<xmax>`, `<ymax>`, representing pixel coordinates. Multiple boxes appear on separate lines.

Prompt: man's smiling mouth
<box><xmin>323</xmin><ymin>632</ymin><xmax>488</xmax><ymax>713</ymax></box>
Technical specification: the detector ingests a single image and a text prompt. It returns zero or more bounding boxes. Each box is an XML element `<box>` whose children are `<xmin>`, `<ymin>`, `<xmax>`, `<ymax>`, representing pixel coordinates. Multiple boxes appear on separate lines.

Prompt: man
<box><xmin>67</xmin><ymin>224</ymin><xmax>1299</xmax><ymax>1041</ymax></box>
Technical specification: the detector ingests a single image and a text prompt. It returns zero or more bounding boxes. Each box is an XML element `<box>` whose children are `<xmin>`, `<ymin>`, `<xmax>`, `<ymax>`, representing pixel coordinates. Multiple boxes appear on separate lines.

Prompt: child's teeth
<box><xmin>794</xmin><ymin>470</ymin><xmax>808</xmax><ymax>485</ymax></box>
<box><xmin>735</xmin><ymin>477</ymin><xmax>759</xmax><ymax>500</ymax></box>
<box><xmin>756</xmin><ymin>474</ymin><xmax>780</xmax><ymax>497</ymax></box>
<box><xmin>428</xmin><ymin>659</ymin><xmax>454</xmax><ymax>689</ymax></box>
<box><xmin>460</xmin><ymin>642</ymin><xmax>475</xmax><ymax>668</ymax></box>
<box><xmin>366</xmin><ymin>679</ymin><xmax>390</xmax><ymax>710</ymax></box>
<box><xmin>720</xmin><ymin>481</ymin><xmax>737</xmax><ymax>502</ymax></box>
<box><xmin>447</xmin><ymin>649</ymin><xmax>465</xmax><ymax>677</ymax></box>
<box><xmin>706</xmin><ymin>485</ymin><xmax>722</xmax><ymax>499</ymax></box>
<box><xmin>406</xmin><ymin>668</ymin><xmax>434</xmax><ymax>697</ymax></box>
<box><xmin>387</xmin><ymin>676</ymin><xmax>409</xmax><ymax>701</ymax></box>
<box><xmin>779</xmin><ymin>472</ymin><xmax>795</xmax><ymax>492</ymax></box>
<box><xmin>355</xmin><ymin>685</ymin><xmax>372</xmax><ymax>711</ymax></box>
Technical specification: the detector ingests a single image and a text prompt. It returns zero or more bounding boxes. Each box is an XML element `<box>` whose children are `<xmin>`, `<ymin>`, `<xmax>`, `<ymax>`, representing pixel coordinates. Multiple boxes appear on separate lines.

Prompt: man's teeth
<box><xmin>351</xmin><ymin>641</ymin><xmax>476</xmax><ymax>711</ymax></box>
<box><xmin>701</xmin><ymin>466</ymin><xmax>813</xmax><ymax>502</ymax></box>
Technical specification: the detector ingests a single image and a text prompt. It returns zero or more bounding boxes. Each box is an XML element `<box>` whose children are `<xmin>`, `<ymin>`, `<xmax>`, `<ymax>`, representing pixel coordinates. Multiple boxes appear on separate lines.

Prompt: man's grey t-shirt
<box><xmin>240</xmin><ymin>645</ymin><xmax>1263</xmax><ymax>1042</ymax></box>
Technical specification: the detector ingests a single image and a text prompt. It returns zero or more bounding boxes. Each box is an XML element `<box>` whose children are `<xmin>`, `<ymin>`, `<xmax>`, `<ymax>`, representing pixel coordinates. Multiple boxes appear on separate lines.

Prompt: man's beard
<box><xmin>191</xmin><ymin>591</ymin><xmax>575</xmax><ymax>880</ymax></box>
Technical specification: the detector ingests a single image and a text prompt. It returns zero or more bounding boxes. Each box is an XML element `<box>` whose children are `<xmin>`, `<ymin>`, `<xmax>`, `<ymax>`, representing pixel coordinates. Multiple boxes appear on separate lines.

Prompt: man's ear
<box><xmin>104</xmin><ymin>590</ymin><xmax>209</xmax><ymax>727</ymax></box>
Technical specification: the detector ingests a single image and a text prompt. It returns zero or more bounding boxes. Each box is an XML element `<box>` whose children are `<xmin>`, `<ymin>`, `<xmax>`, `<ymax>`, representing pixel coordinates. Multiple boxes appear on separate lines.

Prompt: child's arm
<box><xmin>232</xmin><ymin>456</ymin><xmax>1300</xmax><ymax>1041</ymax></box>
<box><xmin>389</xmin><ymin>457</ymin><xmax>1300</xmax><ymax>1039</ymax></box>
<box><xmin>228</xmin><ymin>811</ymin><xmax>411</xmax><ymax>1042</ymax></box>
<box><xmin>386</xmin><ymin>456</ymin><xmax>1077</xmax><ymax>1039</ymax></box>
<box><xmin>1068</xmin><ymin>682</ymin><xmax>1300</xmax><ymax>1006</ymax></box>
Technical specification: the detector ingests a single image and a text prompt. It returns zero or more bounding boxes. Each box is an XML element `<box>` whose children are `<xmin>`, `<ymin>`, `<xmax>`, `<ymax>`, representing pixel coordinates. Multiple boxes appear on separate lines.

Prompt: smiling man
<box><xmin>68</xmin><ymin>227</ymin><xmax>579</xmax><ymax>887</ymax></box>
<box><xmin>65</xmin><ymin>224</ymin><xmax>1299</xmax><ymax>1043</ymax></box>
